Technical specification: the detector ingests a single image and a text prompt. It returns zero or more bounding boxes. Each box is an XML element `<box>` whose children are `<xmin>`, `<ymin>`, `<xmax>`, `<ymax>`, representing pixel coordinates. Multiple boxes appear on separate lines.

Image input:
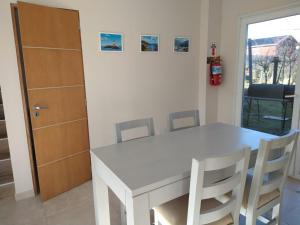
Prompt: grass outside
<box><xmin>242</xmin><ymin>98</ymin><xmax>293</xmax><ymax>136</ymax></box>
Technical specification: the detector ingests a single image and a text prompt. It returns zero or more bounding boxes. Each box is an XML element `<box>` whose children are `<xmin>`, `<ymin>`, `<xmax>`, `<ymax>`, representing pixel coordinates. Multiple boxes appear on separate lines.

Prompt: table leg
<box><xmin>92</xmin><ymin>171</ymin><xmax>111</xmax><ymax>225</ymax></box>
<box><xmin>126</xmin><ymin>193</ymin><xmax>151</xmax><ymax>225</ymax></box>
<box><xmin>120</xmin><ymin>204</ymin><xmax>127</xmax><ymax>225</ymax></box>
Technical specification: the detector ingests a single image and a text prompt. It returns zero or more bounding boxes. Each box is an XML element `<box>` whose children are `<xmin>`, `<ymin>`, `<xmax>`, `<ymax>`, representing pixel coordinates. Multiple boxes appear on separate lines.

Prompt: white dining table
<box><xmin>91</xmin><ymin>123</ymin><xmax>276</xmax><ymax>225</ymax></box>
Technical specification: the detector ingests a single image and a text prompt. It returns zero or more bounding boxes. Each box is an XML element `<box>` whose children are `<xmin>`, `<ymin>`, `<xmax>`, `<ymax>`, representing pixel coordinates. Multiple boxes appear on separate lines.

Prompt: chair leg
<box><xmin>232</xmin><ymin>212</ymin><xmax>240</xmax><ymax>225</ymax></box>
<box><xmin>120</xmin><ymin>204</ymin><xmax>127</xmax><ymax>225</ymax></box>
<box><xmin>245</xmin><ymin>210</ymin><xmax>256</xmax><ymax>225</ymax></box>
<box><xmin>272</xmin><ymin>204</ymin><xmax>280</xmax><ymax>225</ymax></box>
<box><xmin>245</xmin><ymin>217</ymin><xmax>256</xmax><ymax>225</ymax></box>
<box><xmin>154</xmin><ymin>210</ymin><xmax>159</xmax><ymax>225</ymax></box>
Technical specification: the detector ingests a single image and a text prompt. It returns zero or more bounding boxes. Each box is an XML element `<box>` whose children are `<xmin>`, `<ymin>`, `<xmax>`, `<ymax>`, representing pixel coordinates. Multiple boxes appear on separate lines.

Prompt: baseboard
<box><xmin>15</xmin><ymin>189</ymin><xmax>35</xmax><ymax>201</ymax></box>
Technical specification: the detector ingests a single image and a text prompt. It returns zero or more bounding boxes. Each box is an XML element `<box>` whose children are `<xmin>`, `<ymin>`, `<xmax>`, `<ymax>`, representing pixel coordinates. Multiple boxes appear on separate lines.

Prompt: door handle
<box><xmin>32</xmin><ymin>105</ymin><xmax>48</xmax><ymax>110</ymax></box>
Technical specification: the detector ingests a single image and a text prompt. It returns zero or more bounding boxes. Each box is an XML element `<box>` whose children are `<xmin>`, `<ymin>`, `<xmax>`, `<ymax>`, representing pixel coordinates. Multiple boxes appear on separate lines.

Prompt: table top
<box><xmin>91</xmin><ymin>123</ymin><xmax>276</xmax><ymax>196</ymax></box>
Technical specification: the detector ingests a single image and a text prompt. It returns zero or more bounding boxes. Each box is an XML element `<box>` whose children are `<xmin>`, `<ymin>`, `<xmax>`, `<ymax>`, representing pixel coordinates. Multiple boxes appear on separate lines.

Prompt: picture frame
<box><xmin>174</xmin><ymin>37</ymin><xmax>190</xmax><ymax>53</ymax></box>
<box><xmin>140</xmin><ymin>35</ymin><xmax>159</xmax><ymax>52</ymax></box>
<box><xmin>99</xmin><ymin>32</ymin><xmax>123</xmax><ymax>52</ymax></box>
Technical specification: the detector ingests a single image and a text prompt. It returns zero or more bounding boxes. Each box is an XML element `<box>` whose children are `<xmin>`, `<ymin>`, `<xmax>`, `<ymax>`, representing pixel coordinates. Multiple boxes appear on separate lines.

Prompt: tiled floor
<box><xmin>0</xmin><ymin>182</ymin><xmax>97</xmax><ymax>225</ymax></box>
<box><xmin>279</xmin><ymin>178</ymin><xmax>300</xmax><ymax>225</ymax></box>
<box><xmin>0</xmin><ymin>178</ymin><xmax>299</xmax><ymax>225</ymax></box>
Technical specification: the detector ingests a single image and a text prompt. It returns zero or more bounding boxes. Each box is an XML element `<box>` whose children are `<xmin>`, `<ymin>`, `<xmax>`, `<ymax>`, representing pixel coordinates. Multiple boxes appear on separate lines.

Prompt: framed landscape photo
<box><xmin>140</xmin><ymin>35</ymin><xmax>159</xmax><ymax>52</ymax></box>
<box><xmin>174</xmin><ymin>37</ymin><xmax>190</xmax><ymax>53</ymax></box>
<box><xmin>99</xmin><ymin>32</ymin><xmax>123</xmax><ymax>52</ymax></box>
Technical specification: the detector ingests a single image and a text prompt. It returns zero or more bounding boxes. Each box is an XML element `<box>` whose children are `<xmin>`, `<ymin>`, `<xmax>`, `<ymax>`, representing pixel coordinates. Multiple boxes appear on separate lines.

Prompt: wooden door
<box><xmin>16</xmin><ymin>2</ymin><xmax>91</xmax><ymax>201</ymax></box>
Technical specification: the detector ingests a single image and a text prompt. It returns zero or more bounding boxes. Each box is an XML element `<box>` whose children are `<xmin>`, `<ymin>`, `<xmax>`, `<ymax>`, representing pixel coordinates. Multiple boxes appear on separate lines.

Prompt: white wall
<box><xmin>0</xmin><ymin>2</ymin><xmax>34</xmax><ymax>198</ymax></box>
<box><xmin>80</xmin><ymin>0</ymin><xmax>202</xmax><ymax>147</ymax></box>
<box><xmin>205</xmin><ymin>0</ymin><xmax>222</xmax><ymax>123</ymax></box>
<box><xmin>0</xmin><ymin>0</ymin><xmax>202</xmax><ymax>197</ymax></box>
<box><xmin>218</xmin><ymin>0</ymin><xmax>300</xmax><ymax>124</ymax></box>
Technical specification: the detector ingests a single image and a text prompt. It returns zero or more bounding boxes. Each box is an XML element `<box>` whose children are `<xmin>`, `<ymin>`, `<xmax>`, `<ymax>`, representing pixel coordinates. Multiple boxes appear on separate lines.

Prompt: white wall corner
<box><xmin>198</xmin><ymin>0</ymin><xmax>210</xmax><ymax>125</ymax></box>
<box><xmin>206</xmin><ymin>0</ymin><xmax>222</xmax><ymax>124</ymax></box>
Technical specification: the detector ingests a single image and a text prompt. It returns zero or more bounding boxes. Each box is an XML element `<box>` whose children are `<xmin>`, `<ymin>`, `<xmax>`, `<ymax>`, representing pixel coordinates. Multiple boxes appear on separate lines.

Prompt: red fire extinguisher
<box><xmin>210</xmin><ymin>43</ymin><xmax>222</xmax><ymax>86</ymax></box>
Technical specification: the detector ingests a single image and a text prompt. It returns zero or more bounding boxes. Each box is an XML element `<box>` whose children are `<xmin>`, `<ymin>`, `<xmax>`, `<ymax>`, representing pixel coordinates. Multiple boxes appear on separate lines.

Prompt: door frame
<box><xmin>10</xmin><ymin>2</ymin><xmax>91</xmax><ymax>196</ymax></box>
<box><xmin>10</xmin><ymin>3</ymin><xmax>39</xmax><ymax>194</ymax></box>
<box><xmin>234</xmin><ymin>2</ymin><xmax>300</xmax><ymax>179</ymax></box>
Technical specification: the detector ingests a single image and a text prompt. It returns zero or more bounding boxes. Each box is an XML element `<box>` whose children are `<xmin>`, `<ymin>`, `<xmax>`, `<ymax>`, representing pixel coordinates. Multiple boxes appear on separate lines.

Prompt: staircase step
<box><xmin>0</xmin><ymin>174</ymin><xmax>14</xmax><ymax>186</ymax></box>
<box><xmin>0</xmin><ymin>120</ymin><xmax>7</xmax><ymax>139</ymax></box>
<box><xmin>0</xmin><ymin>152</ymin><xmax>10</xmax><ymax>161</ymax></box>
<box><xmin>0</xmin><ymin>159</ymin><xmax>13</xmax><ymax>186</ymax></box>
<box><xmin>0</xmin><ymin>182</ymin><xmax>14</xmax><ymax>199</ymax></box>
<box><xmin>0</xmin><ymin>138</ymin><xmax>9</xmax><ymax>154</ymax></box>
<box><xmin>0</xmin><ymin>104</ymin><xmax>4</xmax><ymax>120</ymax></box>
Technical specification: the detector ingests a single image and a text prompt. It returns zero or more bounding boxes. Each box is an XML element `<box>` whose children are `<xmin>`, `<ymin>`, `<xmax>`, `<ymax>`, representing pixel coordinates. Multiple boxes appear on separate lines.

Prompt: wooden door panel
<box><xmin>67</xmin><ymin>152</ymin><xmax>91</xmax><ymax>188</ymax></box>
<box><xmin>18</xmin><ymin>2</ymin><xmax>81</xmax><ymax>49</ymax></box>
<box><xmin>34</xmin><ymin>119</ymin><xmax>89</xmax><ymax>166</ymax></box>
<box><xmin>38</xmin><ymin>151</ymin><xmax>91</xmax><ymax>201</ymax></box>
<box><xmin>23</xmin><ymin>48</ymin><xmax>84</xmax><ymax>89</ymax></box>
<box><xmin>28</xmin><ymin>86</ymin><xmax>87</xmax><ymax>129</ymax></box>
<box><xmin>17</xmin><ymin>2</ymin><xmax>90</xmax><ymax>200</ymax></box>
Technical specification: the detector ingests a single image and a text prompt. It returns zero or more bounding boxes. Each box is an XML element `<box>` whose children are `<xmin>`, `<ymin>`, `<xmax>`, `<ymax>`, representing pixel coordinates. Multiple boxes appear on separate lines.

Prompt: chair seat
<box><xmin>154</xmin><ymin>195</ymin><xmax>233</xmax><ymax>225</ymax></box>
<box><xmin>225</xmin><ymin>175</ymin><xmax>280</xmax><ymax>210</ymax></box>
<box><xmin>242</xmin><ymin>175</ymin><xmax>280</xmax><ymax>209</ymax></box>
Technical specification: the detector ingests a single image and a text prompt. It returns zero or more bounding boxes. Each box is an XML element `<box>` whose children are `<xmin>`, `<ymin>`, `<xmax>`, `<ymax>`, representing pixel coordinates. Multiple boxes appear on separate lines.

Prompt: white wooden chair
<box><xmin>169</xmin><ymin>110</ymin><xmax>200</xmax><ymax>131</ymax></box>
<box><xmin>115</xmin><ymin>117</ymin><xmax>155</xmax><ymax>225</ymax></box>
<box><xmin>153</xmin><ymin>147</ymin><xmax>251</xmax><ymax>225</ymax></box>
<box><xmin>115</xmin><ymin>117</ymin><xmax>155</xmax><ymax>143</ymax></box>
<box><xmin>241</xmin><ymin>130</ymin><xmax>299</xmax><ymax>225</ymax></box>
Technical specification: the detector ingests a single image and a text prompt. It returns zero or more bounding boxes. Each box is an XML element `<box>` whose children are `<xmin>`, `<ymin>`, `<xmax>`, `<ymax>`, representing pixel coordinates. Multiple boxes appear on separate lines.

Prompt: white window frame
<box><xmin>234</xmin><ymin>2</ymin><xmax>300</xmax><ymax>179</ymax></box>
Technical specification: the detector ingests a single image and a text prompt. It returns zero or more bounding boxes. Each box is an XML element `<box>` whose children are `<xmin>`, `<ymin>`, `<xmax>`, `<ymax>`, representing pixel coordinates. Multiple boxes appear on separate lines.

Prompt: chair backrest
<box><xmin>247</xmin><ymin>130</ymin><xmax>299</xmax><ymax>212</ymax></box>
<box><xmin>187</xmin><ymin>148</ymin><xmax>251</xmax><ymax>225</ymax></box>
<box><xmin>169</xmin><ymin>110</ymin><xmax>200</xmax><ymax>131</ymax></box>
<box><xmin>115</xmin><ymin>118</ymin><xmax>155</xmax><ymax>143</ymax></box>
